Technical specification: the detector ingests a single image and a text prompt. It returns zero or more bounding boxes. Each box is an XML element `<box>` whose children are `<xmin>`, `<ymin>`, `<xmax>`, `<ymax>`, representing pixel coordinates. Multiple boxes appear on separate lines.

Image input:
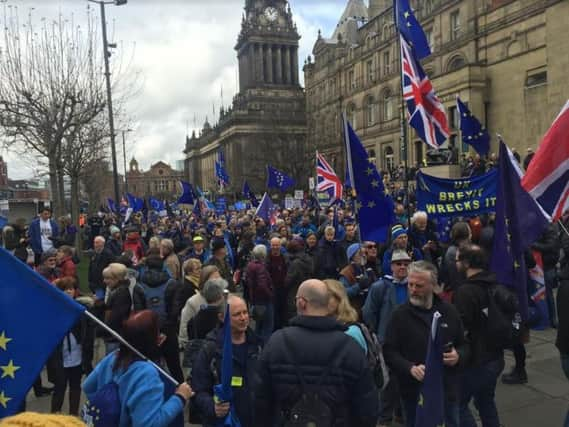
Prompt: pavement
<box><xmin>24</xmin><ymin>328</ymin><xmax>569</xmax><ymax>426</ymax></box>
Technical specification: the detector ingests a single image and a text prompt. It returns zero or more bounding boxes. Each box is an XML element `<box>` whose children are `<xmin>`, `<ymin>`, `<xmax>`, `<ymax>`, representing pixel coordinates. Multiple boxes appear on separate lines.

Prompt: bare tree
<box><xmin>0</xmin><ymin>4</ymin><xmax>139</xmax><ymax>217</ymax></box>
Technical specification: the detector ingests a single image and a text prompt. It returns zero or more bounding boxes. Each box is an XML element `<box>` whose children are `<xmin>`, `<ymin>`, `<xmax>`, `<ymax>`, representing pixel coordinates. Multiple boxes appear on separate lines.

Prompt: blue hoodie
<box><xmin>82</xmin><ymin>352</ymin><xmax>184</xmax><ymax>427</ymax></box>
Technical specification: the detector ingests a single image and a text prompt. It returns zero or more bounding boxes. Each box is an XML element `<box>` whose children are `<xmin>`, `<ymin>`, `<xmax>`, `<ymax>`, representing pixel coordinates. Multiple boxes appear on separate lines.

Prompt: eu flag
<box><xmin>255</xmin><ymin>193</ymin><xmax>278</xmax><ymax>226</ymax></box>
<box><xmin>126</xmin><ymin>193</ymin><xmax>144</xmax><ymax>213</ymax></box>
<box><xmin>415</xmin><ymin>311</ymin><xmax>444</xmax><ymax>427</ymax></box>
<box><xmin>267</xmin><ymin>165</ymin><xmax>295</xmax><ymax>191</ymax></box>
<box><xmin>457</xmin><ymin>97</ymin><xmax>490</xmax><ymax>156</ymax></box>
<box><xmin>395</xmin><ymin>0</ymin><xmax>431</xmax><ymax>60</ymax></box>
<box><xmin>490</xmin><ymin>142</ymin><xmax>548</xmax><ymax>318</ymax></box>
<box><xmin>344</xmin><ymin>117</ymin><xmax>395</xmax><ymax>242</ymax></box>
<box><xmin>215</xmin><ymin>161</ymin><xmax>230</xmax><ymax>186</ymax></box>
<box><xmin>242</xmin><ymin>181</ymin><xmax>259</xmax><ymax>208</ymax></box>
<box><xmin>178</xmin><ymin>181</ymin><xmax>195</xmax><ymax>205</ymax></box>
<box><xmin>0</xmin><ymin>248</ymin><xmax>85</xmax><ymax>417</ymax></box>
<box><xmin>107</xmin><ymin>198</ymin><xmax>117</xmax><ymax>213</ymax></box>
<box><xmin>213</xmin><ymin>304</ymin><xmax>241</xmax><ymax>427</ymax></box>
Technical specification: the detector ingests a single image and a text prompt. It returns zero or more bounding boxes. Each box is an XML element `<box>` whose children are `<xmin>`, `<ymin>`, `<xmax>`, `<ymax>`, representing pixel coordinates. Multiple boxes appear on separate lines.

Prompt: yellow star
<box><xmin>514</xmin><ymin>260</ymin><xmax>520</xmax><ymax>269</ymax></box>
<box><xmin>418</xmin><ymin>393</ymin><xmax>424</xmax><ymax>407</ymax></box>
<box><xmin>0</xmin><ymin>331</ymin><xmax>12</xmax><ymax>351</ymax></box>
<box><xmin>1</xmin><ymin>360</ymin><xmax>20</xmax><ymax>379</ymax></box>
<box><xmin>367</xmin><ymin>201</ymin><xmax>376</xmax><ymax>208</ymax></box>
<box><xmin>0</xmin><ymin>391</ymin><xmax>11</xmax><ymax>408</ymax></box>
<box><xmin>371</xmin><ymin>180</ymin><xmax>380</xmax><ymax>188</ymax></box>
<box><xmin>404</xmin><ymin>11</ymin><xmax>410</xmax><ymax>18</ymax></box>
<box><xmin>355</xmin><ymin>201</ymin><xmax>362</xmax><ymax>210</ymax></box>
<box><xmin>366</xmin><ymin>167</ymin><xmax>373</xmax><ymax>176</ymax></box>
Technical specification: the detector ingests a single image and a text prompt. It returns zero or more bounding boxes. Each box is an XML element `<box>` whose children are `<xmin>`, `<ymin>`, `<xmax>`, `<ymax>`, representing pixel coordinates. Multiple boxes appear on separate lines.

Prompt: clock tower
<box><xmin>236</xmin><ymin>0</ymin><xmax>301</xmax><ymax>90</ymax></box>
<box><xmin>185</xmin><ymin>0</ymin><xmax>307</xmax><ymax>193</ymax></box>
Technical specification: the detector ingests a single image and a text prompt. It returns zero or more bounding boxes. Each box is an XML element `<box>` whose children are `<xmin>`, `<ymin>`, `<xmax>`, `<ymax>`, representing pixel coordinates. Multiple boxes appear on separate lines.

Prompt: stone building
<box><xmin>184</xmin><ymin>0</ymin><xmax>307</xmax><ymax>194</ymax></box>
<box><xmin>303</xmin><ymin>0</ymin><xmax>569</xmax><ymax>176</ymax></box>
<box><xmin>126</xmin><ymin>158</ymin><xmax>184</xmax><ymax>200</ymax></box>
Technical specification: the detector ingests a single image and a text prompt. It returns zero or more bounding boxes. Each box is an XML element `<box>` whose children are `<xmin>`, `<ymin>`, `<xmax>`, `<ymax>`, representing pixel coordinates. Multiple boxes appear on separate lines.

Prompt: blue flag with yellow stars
<box><xmin>0</xmin><ymin>247</ymin><xmax>85</xmax><ymax>417</ymax></box>
<box><xmin>343</xmin><ymin>117</ymin><xmax>395</xmax><ymax>242</ymax></box>
<box><xmin>490</xmin><ymin>141</ymin><xmax>548</xmax><ymax>319</ymax></box>
<box><xmin>267</xmin><ymin>165</ymin><xmax>295</xmax><ymax>191</ymax></box>
<box><xmin>457</xmin><ymin>97</ymin><xmax>490</xmax><ymax>156</ymax></box>
<box><xmin>395</xmin><ymin>0</ymin><xmax>431</xmax><ymax>60</ymax></box>
<box><xmin>415</xmin><ymin>311</ymin><xmax>445</xmax><ymax>427</ymax></box>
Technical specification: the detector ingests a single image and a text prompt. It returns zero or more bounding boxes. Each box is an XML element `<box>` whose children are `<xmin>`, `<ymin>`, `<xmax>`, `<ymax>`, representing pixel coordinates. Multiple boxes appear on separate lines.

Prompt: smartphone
<box><xmin>443</xmin><ymin>342</ymin><xmax>453</xmax><ymax>352</ymax></box>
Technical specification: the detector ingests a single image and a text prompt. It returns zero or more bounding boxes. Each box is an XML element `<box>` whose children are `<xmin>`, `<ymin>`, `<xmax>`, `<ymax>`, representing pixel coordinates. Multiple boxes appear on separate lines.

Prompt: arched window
<box><xmin>347</xmin><ymin>103</ymin><xmax>357</xmax><ymax>129</ymax></box>
<box><xmin>382</xmin><ymin>90</ymin><xmax>393</xmax><ymax>121</ymax></box>
<box><xmin>447</xmin><ymin>55</ymin><xmax>466</xmax><ymax>72</ymax></box>
<box><xmin>366</xmin><ymin>96</ymin><xmax>376</xmax><ymax>126</ymax></box>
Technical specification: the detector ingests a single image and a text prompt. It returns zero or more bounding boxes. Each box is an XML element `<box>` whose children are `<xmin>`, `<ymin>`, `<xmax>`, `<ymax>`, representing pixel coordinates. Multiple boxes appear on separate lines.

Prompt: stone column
<box><xmin>291</xmin><ymin>46</ymin><xmax>299</xmax><ymax>85</ymax></box>
<box><xmin>249</xmin><ymin>43</ymin><xmax>256</xmax><ymax>85</ymax></box>
<box><xmin>256</xmin><ymin>43</ymin><xmax>264</xmax><ymax>83</ymax></box>
<box><xmin>266</xmin><ymin>45</ymin><xmax>273</xmax><ymax>83</ymax></box>
<box><xmin>283</xmin><ymin>46</ymin><xmax>291</xmax><ymax>84</ymax></box>
<box><xmin>274</xmin><ymin>45</ymin><xmax>282</xmax><ymax>84</ymax></box>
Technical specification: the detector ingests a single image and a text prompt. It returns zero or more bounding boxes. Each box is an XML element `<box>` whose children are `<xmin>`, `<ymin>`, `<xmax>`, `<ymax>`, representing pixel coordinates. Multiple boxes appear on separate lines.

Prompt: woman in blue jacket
<box><xmin>83</xmin><ymin>310</ymin><xmax>193</xmax><ymax>427</ymax></box>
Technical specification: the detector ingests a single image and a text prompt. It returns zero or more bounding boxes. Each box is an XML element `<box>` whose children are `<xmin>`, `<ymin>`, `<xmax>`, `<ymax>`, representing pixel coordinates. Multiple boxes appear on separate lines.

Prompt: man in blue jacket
<box><xmin>29</xmin><ymin>207</ymin><xmax>59</xmax><ymax>266</ymax></box>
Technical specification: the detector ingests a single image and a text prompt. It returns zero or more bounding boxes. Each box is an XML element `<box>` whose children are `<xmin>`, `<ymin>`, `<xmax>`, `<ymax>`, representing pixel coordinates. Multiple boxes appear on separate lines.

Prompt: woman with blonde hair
<box><xmin>324</xmin><ymin>279</ymin><xmax>368</xmax><ymax>353</ymax></box>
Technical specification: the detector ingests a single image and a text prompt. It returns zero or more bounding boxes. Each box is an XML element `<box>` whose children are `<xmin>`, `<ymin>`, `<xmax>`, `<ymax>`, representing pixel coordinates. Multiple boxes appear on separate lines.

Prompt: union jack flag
<box><xmin>316</xmin><ymin>151</ymin><xmax>343</xmax><ymax>200</ymax></box>
<box><xmin>522</xmin><ymin>100</ymin><xmax>569</xmax><ymax>221</ymax></box>
<box><xmin>400</xmin><ymin>35</ymin><xmax>449</xmax><ymax>149</ymax></box>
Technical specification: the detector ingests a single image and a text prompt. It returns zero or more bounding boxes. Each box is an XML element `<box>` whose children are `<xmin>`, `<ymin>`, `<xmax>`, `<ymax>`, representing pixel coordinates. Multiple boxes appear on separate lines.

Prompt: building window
<box><xmin>347</xmin><ymin>103</ymin><xmax>357</xmax><ymax>129</ymax></box>
<box><xmin>450</xmin><ymin>10</ymin><xmax>461</xmax><ymax>41</ymax></box>
<box><xmin>367</xmin><ymin>59</ymin><xmax>374</xmax><ymax>84</ymax></box>
<box><xmin>447</xmin><ymin>55</ymin><xmax>466</xmax><ymax>72</ymax></box>
<box><xmin>368</xmin><ymin>149</ymin><xmax>376</xmax><ymax>165</ymax></box>
<box><xmin>425</xmin><ymin>28</ymin><xmax>434</xmax><ymax>52</ymax></box>
<box><xmin>384</xmin><ymin>146</ymin><xmax>395</xmax><ymax>172</ymax></box>
<box><xmin>525</xmin><ymin>69</ymin><xmax>547</xmax><ymax>88</ymax></box>
<box><xmin>348</xmin><ymin>69</ymin><xmax>355</xmax><ymax>90</ymax></box>
<box><xmin>383</xmin><ymin>51</ymin><xmax>391</xmax><ymax>76</ymax></box>
<box><xmin>425</xmin><ymin>0</ymin><xmax>433</xmax><ymax>15</ymax></box>
<box><xmin>366</xmin><ymin>96</ymin><xmax>376</xmax><ymax>126</ymax></box>
<box><xmin>383</xmin><ymin>91</ymin><xmax>393</xmax><ymax>121</ymax></box>
<box><xmin>448</xmin><ymin>105</ymin><xmax>458</xmax><ymax>129</ymax></box>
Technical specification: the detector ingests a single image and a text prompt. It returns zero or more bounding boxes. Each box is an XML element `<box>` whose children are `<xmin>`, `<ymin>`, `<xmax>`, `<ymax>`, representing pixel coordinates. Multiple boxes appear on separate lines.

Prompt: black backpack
<box><xmin>355</xmin><ymin>323</ymin><xmax>388</xmax><ymax>391</ymax></box>
<box><xmin>485</xmin><ymin>284</ymin><xmax>522</xmax><ymax>349</ymax></box>
<box><xmin>282</xmin><ymin>332</ymin><xmax>336</xmax><ymax>427</ymax></box>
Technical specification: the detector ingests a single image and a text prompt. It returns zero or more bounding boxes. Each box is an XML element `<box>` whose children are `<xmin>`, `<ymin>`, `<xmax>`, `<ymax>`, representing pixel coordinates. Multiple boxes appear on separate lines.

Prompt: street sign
<box><xmin>308</xmin><ymin>177</ymin><xmax>315</xmax><ymax>190</ymax></box>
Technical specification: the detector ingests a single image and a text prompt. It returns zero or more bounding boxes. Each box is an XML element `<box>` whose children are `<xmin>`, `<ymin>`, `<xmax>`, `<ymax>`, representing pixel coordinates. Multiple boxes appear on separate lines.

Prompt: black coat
<box><xmin>255</xmin><ymin>315</ymin><xmax>379</xmax><ymax>427</ymax></box>
<box><xmin>532</xmin><ymin>223</ymin><xmax>561</xmax><ymax>269</ymax></box>
<box><xmin>556</xmin><ymin>219</ymin><xmax>569</xmax><ymax>354</ymax></box>
<box><xmin>191</xmin><ymin>328</ymin><xmax>263</xmax><ymax>427</ymax></box>
<box><xmin>383</xmin><ymin>297</ymin><xmax>468</xmax><ymax>402</ymax></box>
<box><xmin>87</xmin><ymin>249</ymin><xmax>114</xmax><ymax>292</ymax></box>
<box><xmin>453</xmin><ymin>271</ymin><xmax>504</xmax><ymax>365</ymax></box>
<box><xmin>315</xmin><ymin>239</ymin><xmax>344</xmax><ymax>280</ymax></box>
<box><xmin>138</xmin><ymin>269</ymin><xmax>179</xmax><ymax>332</ymax></box>
<box><xmin>283</xmin><ymin>252</ymin><xmax>314</xmax><ymax>323</ymax></box>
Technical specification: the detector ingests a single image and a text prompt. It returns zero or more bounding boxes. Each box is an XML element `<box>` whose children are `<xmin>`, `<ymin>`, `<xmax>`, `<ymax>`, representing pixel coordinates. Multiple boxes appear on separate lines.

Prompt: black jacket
<box><xmin>191</xmin><ymin>327</ymin><xmax>263</xmax><ymax>427</ymax></box>
<box><xmin>283</xmin><ymin>253</ymin><xmax>314</xmax><ymax>323</ymax></box>
<box><xmin>383</xmin><ymin>297</ymin><xmax>468</xmax><ymax>402</ymax></box>
<box><xmin>105</xmin><ymin>238</ymin><xmax>123</xmax><ymax>258</ymax></box>
<box><xmin>556</xmin><ymin>219</ymin><xmax>569</xmax><ymax>354</ymax></box>
<box><xmin>87</xmin><ymin>249</ymin><xmax>114</xmax><ymax>292</ymax></box>
<box><xmin>453</xmin><ymin>271</ymin><xmax>504</xmax><ymax>365</ymax></box>
<box><xmin>532</xmin><ymin>224</ymin><xmax>561</xmax><ymax>269</ymax></box>
<box><xmin>255</xmin><ymin>315</ymin><xmax>379</xmax><ymax>427</ymax></box>
<box><xmin>315</xmin><ymin>239</ymin><xmax>344</xmax><ymax>280</ymax></box>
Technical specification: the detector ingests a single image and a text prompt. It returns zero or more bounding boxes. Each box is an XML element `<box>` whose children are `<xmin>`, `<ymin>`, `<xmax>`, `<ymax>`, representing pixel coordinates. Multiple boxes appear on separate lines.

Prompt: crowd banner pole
<box><xmin>82</xmin><ymin>310</ymin><xmax>179</xmax><ymax>386</ymax></box>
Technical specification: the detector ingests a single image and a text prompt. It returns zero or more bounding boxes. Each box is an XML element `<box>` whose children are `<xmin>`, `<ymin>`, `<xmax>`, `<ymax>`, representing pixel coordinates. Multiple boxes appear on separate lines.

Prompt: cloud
<box><xmin>2</xmin><ymin>0</ymin><xmax>345</xmax><ymax>180</ymax></box>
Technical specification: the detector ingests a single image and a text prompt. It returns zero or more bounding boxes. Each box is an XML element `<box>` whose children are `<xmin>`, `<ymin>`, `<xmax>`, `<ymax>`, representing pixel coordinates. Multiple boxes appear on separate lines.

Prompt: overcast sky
<box><xmin>1</xmin><ymin>0</ymin><xmax>352</xmax><ymax>179</ymax></box>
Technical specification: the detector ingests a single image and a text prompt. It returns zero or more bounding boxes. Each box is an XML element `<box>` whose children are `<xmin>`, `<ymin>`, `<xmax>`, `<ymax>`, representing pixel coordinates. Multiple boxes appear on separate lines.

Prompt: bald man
<box><xmin>256</xmin><ymin>279</ymin><xmax>379</xmax><ymax>426</ymax></box>
<box><xmin>191</xmin><ymin>294</ymin><xmax>263</xmax><ymax>427</ymax></box>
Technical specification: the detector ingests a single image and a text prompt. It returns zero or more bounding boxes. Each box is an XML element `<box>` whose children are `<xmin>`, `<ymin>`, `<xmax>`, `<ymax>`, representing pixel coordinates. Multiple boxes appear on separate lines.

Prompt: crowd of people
<box><xmin>1</xmin><ymin>173</ymin><xmax>568</xmax><ymax>426</ymax></box>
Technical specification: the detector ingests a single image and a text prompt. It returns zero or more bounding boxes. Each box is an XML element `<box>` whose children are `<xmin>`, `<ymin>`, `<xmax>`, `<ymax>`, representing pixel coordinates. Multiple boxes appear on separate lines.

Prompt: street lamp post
<box><xmin>88</xmin><ymin>0</ymin><xmax>127</xmax><ymax>203</ymax></box>
<box><xmin>121</xmin><ymin>129</ymin><xmax>133</xmax><ymax>193</ymax></box>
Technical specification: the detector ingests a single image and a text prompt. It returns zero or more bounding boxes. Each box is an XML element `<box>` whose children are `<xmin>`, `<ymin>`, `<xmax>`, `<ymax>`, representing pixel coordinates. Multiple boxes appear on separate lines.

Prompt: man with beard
<box><xmin>383</xmin><ymin>261</ymin><xmax>467</xmax><ymax>427</ymax></box>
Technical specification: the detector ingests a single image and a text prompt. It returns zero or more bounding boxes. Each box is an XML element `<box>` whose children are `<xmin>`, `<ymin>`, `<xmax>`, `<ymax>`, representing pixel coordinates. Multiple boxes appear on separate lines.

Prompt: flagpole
<box><xmin>82</xmin><ymin>310</ymin><xmax>179</xmax><ymax>386</ymax></box>
<box><xmin>396</xmin><ymin>31</ymin><xmax>411</xmax><ymax>229</ymax></box>
<box><xmin>342</xmin><ymin>112</ymin><xmax>355</xmax><ymax>193</ymax></box>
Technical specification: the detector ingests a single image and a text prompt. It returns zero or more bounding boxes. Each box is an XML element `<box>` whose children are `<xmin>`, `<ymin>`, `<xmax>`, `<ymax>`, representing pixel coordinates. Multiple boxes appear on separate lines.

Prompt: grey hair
<box><xmin>251</xmin><ymin>244</ymin><xmax>267</xmax><ymax>260</ymax></box>
<box><xmin>411</xmin><ymin>211</ymin><xmax>428</xmax><ymax>224</ymax></box>
<box><xmin>160</xmin><ymin>238</ymin><xmax>174</xmax><ymax>251</ymax></box>
<box><xmin>94</xmin><ymin>235</ymin><xmax>106</xmax><ymax>244</ymax></box>
<box><xmin>408</xmin><ymin>260</ymin><xmax>438</xmax><ymax>285</ymax></box>
<box><xmin>202</xmin><ymin>278</ymin><xmax>228</xmax><ymax>304</ymax></box>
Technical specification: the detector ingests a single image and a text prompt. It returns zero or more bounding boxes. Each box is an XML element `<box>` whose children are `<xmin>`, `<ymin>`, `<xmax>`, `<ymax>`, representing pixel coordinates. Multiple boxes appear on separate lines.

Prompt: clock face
<box><xmin>264</xmin><ymin>6</ymin><xmax>278</xmax><ymax>22</ymax></box>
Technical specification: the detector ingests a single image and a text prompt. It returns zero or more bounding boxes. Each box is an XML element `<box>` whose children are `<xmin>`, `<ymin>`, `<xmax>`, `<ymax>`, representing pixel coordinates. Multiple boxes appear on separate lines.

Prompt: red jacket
<box><xmin>246</xmin><ymin>259</ymin><xmax>273</xmax><ymax>304</ymax></box>
<box><xmin>59</xmin><ymin>256</ymin><xmax>77</xmax><ymax>279</ymax></box>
